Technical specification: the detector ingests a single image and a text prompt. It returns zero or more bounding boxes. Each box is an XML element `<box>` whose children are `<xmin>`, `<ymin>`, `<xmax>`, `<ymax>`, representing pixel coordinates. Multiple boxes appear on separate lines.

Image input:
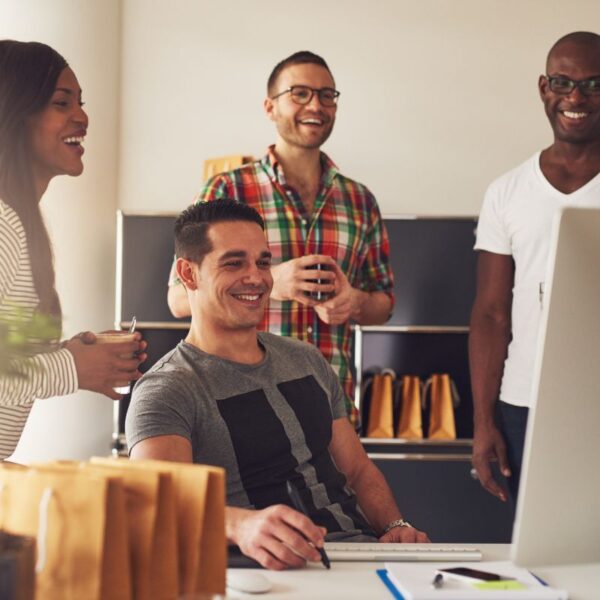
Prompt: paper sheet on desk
<box><xmin>384</xmin><ymin>561</ymin><xmax>568</xmax><ymax>600</ymax></box>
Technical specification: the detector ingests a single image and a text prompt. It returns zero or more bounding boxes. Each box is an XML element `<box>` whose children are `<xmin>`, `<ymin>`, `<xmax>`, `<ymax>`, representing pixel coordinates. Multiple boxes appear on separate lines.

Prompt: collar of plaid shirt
<box><xmin>262</xmin><ymin>145</ymin><xmax>338</xmax><ymax>196</ymax></box>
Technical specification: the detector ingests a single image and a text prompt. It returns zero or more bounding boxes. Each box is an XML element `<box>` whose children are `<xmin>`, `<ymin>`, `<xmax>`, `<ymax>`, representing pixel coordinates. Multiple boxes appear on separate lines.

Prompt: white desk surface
<box><xmin>227</xmin><ymin>544</ymin><xmax>600</xmax><ymax>600</ymax></box>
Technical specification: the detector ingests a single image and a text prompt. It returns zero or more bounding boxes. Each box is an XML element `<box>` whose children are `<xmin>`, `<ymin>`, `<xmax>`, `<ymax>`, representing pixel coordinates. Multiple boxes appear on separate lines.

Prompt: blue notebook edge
<box><xmin>376</xmin><ymin>568</ymin><xmax>406</xmax><ymax>600</ymax></box>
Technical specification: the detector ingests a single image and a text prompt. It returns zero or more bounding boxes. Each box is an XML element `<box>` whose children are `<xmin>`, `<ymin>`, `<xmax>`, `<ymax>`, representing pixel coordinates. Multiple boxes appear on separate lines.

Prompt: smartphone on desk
<box><xmin>436</xmin><ymin>566</ymin><xmax>515</xmax><ymax>583</ymax></box>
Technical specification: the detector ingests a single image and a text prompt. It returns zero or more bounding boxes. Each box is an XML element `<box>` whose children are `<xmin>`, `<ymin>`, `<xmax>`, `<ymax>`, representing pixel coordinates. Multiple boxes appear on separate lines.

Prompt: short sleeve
<box><xmin>474</xmin><ymin>182</ymin><xmax>512</xmax><ymax>255</ymax></box>
<box><xmin>329</xmin><ymin>367</ymin><xmax>349</xmax><ymax>420</ymax></box>
<box><xmin>125</xmin><ymin>369</ymin><xmax>196</xmax><ymax>452</ymax></box>
<box><xmin>305</xmin><ymin>343</ymin><xmax>348</xmax><ymax>419</ymax></box>
<box><xmin>357</xmin><ymin>192</ymin><xmax>395</xmax><ymax>300</ymax></box>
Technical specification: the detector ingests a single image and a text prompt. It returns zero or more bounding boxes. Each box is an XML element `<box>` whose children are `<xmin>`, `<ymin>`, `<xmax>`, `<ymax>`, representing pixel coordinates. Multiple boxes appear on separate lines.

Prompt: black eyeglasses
<box><xmin>271</xmin><ymin>85</ymin><xmax>340</xmax><ymax>107</ymax></box>
<box><xmin>545</xmin><ymin>75</ymin><xmax>600</xmax><ymax>96</ymax></box>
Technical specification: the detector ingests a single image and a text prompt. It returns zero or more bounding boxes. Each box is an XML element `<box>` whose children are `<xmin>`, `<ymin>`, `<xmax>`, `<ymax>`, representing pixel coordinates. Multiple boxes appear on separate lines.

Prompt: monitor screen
<box><xmin>511</xmin><ymin>207</ymin><xmax>600</xmax><ymax>567</ymax></box>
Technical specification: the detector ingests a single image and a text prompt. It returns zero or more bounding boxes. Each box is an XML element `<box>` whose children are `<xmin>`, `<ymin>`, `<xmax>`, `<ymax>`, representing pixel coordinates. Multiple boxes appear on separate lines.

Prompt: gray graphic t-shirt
<box><xmin>126</xmin><ymin>332</ymin><xmax>376</xmax><ymax>540</ymax></box>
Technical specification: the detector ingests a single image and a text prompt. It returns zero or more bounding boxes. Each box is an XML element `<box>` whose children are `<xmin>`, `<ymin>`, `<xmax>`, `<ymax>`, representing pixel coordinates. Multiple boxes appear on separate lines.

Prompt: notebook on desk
<box><xmin>382</xmin><ymin>561</ymin><xmax>567</xmax><ymax>599</ymax></box>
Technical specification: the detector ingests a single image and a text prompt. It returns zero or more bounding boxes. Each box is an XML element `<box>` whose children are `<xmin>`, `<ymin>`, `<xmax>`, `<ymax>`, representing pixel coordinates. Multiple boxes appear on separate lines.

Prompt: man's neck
<box><xmin>186</xmin><ymin>321</ymin><xmax>265</xmax><ymax>365</ymax></box>
<box><xmin>273</xmin><ymin>141</ymin><xmax>322</xmax><ymax>214</ymax></box>
<box><xmin>540</xmin><ymin>139</ymin><xmax>600</xmax><ymax>194</ymax></box>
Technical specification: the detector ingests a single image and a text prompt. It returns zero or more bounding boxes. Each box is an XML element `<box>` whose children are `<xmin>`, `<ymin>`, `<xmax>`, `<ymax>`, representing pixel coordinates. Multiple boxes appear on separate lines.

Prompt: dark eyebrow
<box><xmin>218</xmin><ymin>249</ymin><xmax>272</xmax><ymax>263</ymax></box>
<box><xmin>218</xmin><ymin>250</ymin><xmax>247</xmax><ymax>262</ymax></box>
<box><xmin>53</xmin><ymin>87</ymin><xmax>84</xmax><ymax>99</ymax></box>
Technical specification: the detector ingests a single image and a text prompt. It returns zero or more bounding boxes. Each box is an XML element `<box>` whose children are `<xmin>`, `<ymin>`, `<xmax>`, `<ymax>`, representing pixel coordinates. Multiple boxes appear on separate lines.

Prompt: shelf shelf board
<box><xmin>366</xmin><ymin>452</ymin><xmax>473</xmax><ymax>461</ymax></box>
<box><xmin>360</xmin><ymin>437</ymin><xmax>473</xmax><ymax>446</ymax></box>
<box><xmin>356</xmin><ymin>325</ymin><xmax>469</xmax><ymax>333</ymax></box>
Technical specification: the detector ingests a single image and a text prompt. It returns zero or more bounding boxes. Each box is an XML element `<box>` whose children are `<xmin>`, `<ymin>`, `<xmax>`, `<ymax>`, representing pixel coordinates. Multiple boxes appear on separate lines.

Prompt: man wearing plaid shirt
<box><xmin>168</xmin><ymin>51</ymin><xmax>394</xmax><ymax>420</ymax></box>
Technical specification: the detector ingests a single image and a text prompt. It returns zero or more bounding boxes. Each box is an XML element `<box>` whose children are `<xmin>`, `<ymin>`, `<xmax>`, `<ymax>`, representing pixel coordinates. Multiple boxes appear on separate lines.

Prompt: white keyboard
<box><xmin>323</xmin><ymin>542</ymin><xmax>482</xmax><ymax>562</ymax></box>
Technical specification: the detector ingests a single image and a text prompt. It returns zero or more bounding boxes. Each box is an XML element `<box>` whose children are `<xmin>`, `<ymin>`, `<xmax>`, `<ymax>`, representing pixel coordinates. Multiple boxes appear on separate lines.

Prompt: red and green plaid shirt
<box><xmin>199</xmin><ymin>146</ymin><xmax>394</xmax><ymax>414</ymax></box>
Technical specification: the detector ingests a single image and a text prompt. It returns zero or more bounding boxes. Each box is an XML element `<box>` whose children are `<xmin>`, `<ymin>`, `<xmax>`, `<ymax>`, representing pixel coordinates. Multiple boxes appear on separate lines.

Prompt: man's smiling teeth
<box><xmin>63</xmin><ymin>136</ymin><xmax>85</xmax><ymax>145</ymax></box>
<box><xmin>300</xmin><ymin>118</ymin><xmax>323</xmax><ymax>125</ymax></box>
<box><xmin>562</xmin><ymin>111</ymin><xmax>588</xmax><ymax>120</ymax></box>
<box><xmin>235</xmin><ymin>293</ymin><xmax>260</xmax><ymax>301</ymax></box>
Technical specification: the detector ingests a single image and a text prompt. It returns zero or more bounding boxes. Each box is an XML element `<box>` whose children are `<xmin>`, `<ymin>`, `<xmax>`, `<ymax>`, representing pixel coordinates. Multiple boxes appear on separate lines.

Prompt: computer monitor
<box><xmin>511</xmin><ymin>207</ymin><xmax>600</xmax><ymax>567</ymax></box>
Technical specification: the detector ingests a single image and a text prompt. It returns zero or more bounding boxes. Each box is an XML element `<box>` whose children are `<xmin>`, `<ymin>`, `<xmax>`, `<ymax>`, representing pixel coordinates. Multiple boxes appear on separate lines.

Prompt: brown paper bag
<box><xmin>424</xmin><ymin>373</ymin><xmax>460</xmax><ymax>439</ymax></box>
<box><xmin>0</xmin><ymin>530</ymin><xmax>35</xmax><ymax>600</ymax></box>
<box><xmin>395</xmin><ymin>375</ymin><xmax>424</xmax><ymax>439</ymax></box>
<box><xmin>0</xmin><ymin>463</ymin><xmax>131</xmax><ymax>600</ymax></box>
<box><xmin>102</xmin><ymin>458</ymin><xmax>226</xmax><ymax>597</ymax></box>
<box><xmin>366</xmin><ymin>369</ymin><xmax>395</xmax><ymax>438</ymax></box>
<box><xmin>52</xmin><ymin>460</ymin><xmax>178</xmax><ymax>600</ymax></box>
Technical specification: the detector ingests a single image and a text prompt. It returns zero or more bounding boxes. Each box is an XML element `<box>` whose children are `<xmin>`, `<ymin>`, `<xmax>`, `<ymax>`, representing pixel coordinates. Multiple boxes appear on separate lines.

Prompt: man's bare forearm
<box><xmin>469</xmin><ymin>251</ymin><xmax>514</xmax><ymax>428</ymax></box>
<box><xmin>469</xmin><ymin>306</ymin><xmax>511</xmax><ymax>428</ymax></box>
<box><xmin>348</xmin><ymin>460</ymin><xmax>402</xmax><ymax>535</ymax></box>
<box><xmin>351</xmin><ymin>290</ymin><xmax>392</xmax><ymax>325</ymax></box>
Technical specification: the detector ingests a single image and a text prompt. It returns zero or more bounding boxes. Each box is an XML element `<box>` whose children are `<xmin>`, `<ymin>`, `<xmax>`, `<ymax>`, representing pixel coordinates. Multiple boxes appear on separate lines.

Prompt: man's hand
<box><xmin>472</xmin><ymin>424</ymin><xmax>511</xmax><ymax>502</ymax></box>
<box><xmin>227</xmin><ymin>505</ymin><xmax>326</xmax><ymax>570</ymax></box>
<box><xmin>314</xmin><ymin>261</ymin><xmax>362</xmax><ymax>325</ymax></box>
<box><xmin>270</xmin><ymin>255</ymin><xmax>336</xmax><ymax>306</ymax></box>
<box><xmin>379</xmin><ymin>525</ymin><xmax>430</xmax><ymax>544</ymax></box>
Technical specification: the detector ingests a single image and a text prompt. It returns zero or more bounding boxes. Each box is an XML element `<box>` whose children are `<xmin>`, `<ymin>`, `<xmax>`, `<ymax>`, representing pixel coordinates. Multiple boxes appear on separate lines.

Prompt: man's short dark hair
<box><xmin>267</xmin><ymin>51</ymin><xmax>333</xmax><ymax>95</ymax></box>
<box><xmin>174</xmin><ymin>199</ymin><xmax>265</xmax><ymax>264</ymax></box>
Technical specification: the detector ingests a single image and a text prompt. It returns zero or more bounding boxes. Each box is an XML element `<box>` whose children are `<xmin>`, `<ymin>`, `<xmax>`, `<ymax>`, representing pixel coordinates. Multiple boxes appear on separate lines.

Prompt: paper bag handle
<box><xmin>422</xmin><ymin>375</ymin><xmax>461</xmax><ymax>408</ymax></box>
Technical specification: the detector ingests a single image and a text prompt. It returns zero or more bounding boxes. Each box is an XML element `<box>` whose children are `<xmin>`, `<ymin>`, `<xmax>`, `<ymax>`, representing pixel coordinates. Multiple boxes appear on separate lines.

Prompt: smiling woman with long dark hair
<box><xmin>0</xmin><ymin>40</ymin><xmax>145</xmax><ymax>460</ymax></box>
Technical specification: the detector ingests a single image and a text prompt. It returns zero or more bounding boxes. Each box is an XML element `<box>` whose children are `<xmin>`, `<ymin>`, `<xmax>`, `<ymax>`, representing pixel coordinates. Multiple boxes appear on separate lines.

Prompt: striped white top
<box><xmin>0</xmin><ymin>199</ymin><xmax>77</xmax><ymax>460</ymax></box>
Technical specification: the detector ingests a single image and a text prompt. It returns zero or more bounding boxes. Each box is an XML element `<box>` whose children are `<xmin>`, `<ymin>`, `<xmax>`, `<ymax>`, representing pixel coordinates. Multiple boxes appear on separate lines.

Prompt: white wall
<box><xmin>118</xmin><ymin>0</ymin><xmax>600</xmax><ymax>217</ymax></box>
<box><xmin>1</xmin><ymin>0</ymin><xmax>121</xmax><ymax>462</ymax></box>
<box><xmin>2</xmin><ymin>0</ymin><xmax>599</xmax><ymax>460</ymax></box>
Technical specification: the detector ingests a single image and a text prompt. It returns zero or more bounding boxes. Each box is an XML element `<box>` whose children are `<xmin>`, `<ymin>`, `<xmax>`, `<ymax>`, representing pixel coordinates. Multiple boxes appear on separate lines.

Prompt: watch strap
<box><xmin>383</xmin><ymin>518</ymin><xmax>413</xmax><ymax>534</ymax></box>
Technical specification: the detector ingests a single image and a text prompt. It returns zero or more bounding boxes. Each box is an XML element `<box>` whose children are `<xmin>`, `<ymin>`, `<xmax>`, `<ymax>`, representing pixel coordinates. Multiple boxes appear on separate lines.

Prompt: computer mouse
<box><xmin>227</xmin><ymin>570</ymin><xmax>272</xmax><ymax>594</ymax></box>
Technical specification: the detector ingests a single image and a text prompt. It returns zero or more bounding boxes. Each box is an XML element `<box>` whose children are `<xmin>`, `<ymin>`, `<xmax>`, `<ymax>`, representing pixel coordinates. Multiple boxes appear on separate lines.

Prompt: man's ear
<box><xmin>176</xmin><ymin>257</ymin><xmax>198</xmax><ymax>290</ymax></box>
<box><xmin>538</xmin><ymin>74</ymin><xmax>549</xmax><ymax>101</ymax></box>
<box><xmin>264</xmin><ymin>96</ymin><xmax>276</xmax><ymax>122</ymax></box>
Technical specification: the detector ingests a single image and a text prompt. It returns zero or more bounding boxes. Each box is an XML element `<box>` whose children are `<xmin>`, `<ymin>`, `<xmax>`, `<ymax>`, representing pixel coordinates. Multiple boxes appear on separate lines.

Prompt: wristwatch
<box><xmin>383</xmin><ymin>518</ymin><xmax>413</xmax><ymax>534</ymax></box>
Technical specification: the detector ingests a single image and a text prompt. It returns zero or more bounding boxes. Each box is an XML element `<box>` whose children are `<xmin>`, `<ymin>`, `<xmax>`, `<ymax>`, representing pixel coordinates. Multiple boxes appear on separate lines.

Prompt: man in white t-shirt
<box><xmin>470</xmin><ymin>31</ymin><xmax>600</xmax><ymax>505</ymax></box>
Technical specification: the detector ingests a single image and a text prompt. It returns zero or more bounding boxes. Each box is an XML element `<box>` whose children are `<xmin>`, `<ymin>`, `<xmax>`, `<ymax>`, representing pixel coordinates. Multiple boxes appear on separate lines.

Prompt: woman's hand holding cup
<box><xmin>65</xmin><ymin>331</ymin><xmax>147</xmax><ymax>399</ymax></box>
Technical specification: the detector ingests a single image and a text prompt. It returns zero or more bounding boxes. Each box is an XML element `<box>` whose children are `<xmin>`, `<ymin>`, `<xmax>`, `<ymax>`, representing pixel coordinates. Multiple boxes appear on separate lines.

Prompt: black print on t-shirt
<box><xmin>216</xmin><ymin>375</ymin><xmax>371</xmax><ymax>534</ymax></box>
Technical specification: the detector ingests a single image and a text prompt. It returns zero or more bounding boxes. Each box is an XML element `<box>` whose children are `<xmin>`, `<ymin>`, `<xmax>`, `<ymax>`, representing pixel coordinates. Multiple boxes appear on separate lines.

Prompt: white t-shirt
<box><xmin>475</xmin><ymin>152</ymin><xmax>600</xmax><ymax>407</ymax></box>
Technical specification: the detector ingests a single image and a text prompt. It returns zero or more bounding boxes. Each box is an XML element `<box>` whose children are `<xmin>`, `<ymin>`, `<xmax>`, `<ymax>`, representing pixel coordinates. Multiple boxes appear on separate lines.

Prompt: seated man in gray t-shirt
<box><xmin>126</xmin><ymin>200</ymin><xmax>429</xmax><ymax>569</ymax></box>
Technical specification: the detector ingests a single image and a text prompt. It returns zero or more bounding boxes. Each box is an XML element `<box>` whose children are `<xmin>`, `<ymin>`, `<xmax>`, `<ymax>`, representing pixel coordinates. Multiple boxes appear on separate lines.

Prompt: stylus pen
<box><xmin>286</xmin><ymin>480</ymin><xmax>331</xmax><ymax>569</ymax></box>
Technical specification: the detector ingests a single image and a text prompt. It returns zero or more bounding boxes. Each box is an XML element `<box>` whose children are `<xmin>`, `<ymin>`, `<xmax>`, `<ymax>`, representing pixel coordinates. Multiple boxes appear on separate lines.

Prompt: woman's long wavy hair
<box><xmin>0</xmin><ymin>40</ymin><xmax>68</xmax><ymax>325</ymax></box>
